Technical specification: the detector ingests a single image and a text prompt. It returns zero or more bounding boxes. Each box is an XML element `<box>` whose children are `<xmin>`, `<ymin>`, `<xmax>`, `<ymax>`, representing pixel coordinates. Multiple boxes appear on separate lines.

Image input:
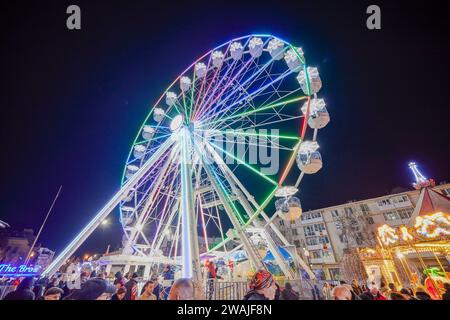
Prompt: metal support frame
<box><xmin>204</xmin><ymin>140</ymin><xmax>315</xmax><ymax>279</ymax></box>
<box><xmin>42</xmin><ymin>138</ymin><xmax>175</xmax><ymax>277</ymax></box>
<box><xmin>193</xmin><ymin>141</ymin><xmax>264</xmax><ymax>271</ymax></box>
<box><xmin>180</xmin><ymin>127</ymin><xmax>202</xmax><ymax>281</ymax></box>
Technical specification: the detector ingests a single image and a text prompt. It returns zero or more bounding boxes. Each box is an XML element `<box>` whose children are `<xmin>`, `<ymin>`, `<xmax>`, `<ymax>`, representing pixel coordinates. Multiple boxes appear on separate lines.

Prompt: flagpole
<box><xmin>25</xmin><ymin>185</ymin><xmax>63</xmax><ymax>265</ymax></box>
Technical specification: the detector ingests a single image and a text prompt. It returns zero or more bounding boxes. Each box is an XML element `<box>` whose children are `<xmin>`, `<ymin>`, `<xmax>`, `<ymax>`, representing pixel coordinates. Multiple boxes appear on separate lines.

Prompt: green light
<box><xmin>244</xmin><ymin>186</ymin><xmax>278</xmax><ymax>227</ymax></box>
<box><xmin>204</xmin><ymin>129</ymin><xmax>300</xmax><ymax>141</ymax></box>
<box><xmin>209</xmin><ymin>161</ymin><xmax>246</xmax><ymax>225</ymax></box>
<box><xmin>207</xmin><ymin>95</ymin><xmax>307</xmax><ymax>125</ymax></box>
<box><xmin>210</xmin><ymin>142</ymin><xmax>278</xmax><ymax>186</ymax></box>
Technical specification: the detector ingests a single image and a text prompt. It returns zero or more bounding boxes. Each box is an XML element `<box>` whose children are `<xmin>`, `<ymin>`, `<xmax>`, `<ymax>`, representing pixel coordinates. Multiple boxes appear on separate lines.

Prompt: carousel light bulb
<box><xmin>170</xmin><ymin>114</ymin><xmax>184</xmax><ymax>132</ymax></box>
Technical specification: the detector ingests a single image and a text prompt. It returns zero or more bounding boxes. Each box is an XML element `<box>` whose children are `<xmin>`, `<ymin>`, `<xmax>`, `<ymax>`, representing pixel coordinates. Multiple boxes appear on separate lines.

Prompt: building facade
<box><xmin>275</xmin><ymin>182</ymin><xmax>450</xmax><ymax>281</ymax></box>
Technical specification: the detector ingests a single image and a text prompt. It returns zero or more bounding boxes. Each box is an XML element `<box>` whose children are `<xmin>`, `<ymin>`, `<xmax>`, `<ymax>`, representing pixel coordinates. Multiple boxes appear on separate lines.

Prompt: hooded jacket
<box><xmin>2</xmin><ymin>277</ymin><xmax>35</xmax><ymax>300</ymax></box>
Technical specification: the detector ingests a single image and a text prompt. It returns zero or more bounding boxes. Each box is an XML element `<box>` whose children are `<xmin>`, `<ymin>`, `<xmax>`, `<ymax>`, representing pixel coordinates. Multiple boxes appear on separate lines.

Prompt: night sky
<box><xmin>1</xmin><ymin>0</ymin><xmax>449</xmax><ymax>257</ymax></box>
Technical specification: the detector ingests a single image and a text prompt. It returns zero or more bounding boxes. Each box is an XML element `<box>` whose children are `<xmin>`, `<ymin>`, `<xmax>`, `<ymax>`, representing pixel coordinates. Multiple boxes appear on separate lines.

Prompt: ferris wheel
<box><xmin>43</xmin><ymin>34</ymin><xmax>330</xmax><ymax>280</ymax></box>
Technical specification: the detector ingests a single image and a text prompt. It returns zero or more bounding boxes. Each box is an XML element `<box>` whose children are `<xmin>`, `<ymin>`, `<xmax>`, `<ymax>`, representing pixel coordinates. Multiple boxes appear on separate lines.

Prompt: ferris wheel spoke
<box><xmin>198</xmin><ymin>59</ymin><xmax>240</xmax><ymax>118</ymax></box>
<box><xmin>194</xmin><ymin>41</ymin><xmax>236</xmax><ymax>116</ymax></box>
<box><xmin>196</xmin><ymin>38</ymin><xmax>253</xmax><ymax>118</ymax></box>
<box><xmin>204</xmin><ymin>94</ymin><xmax>307</xmax><ymax>131</ymax></box>
<box><xmin>127</xmin><ymin>145</ymin><xmax>180</xmax><ymax>246</ymax></box>
<box><xmin>198</xmin><ymin>134</ymin><xmax>278</xmax><ymax>187</ymax></box>
<box><xmin>198</xmin><ymin>55</ymin><xmax>256</xmax><ymax>121</ymax></box>
<box><xmin>198</xmin><ymin>64</ymin><xmax>297</xmax><ymax>124</ymax></box>
<box><xmin>197</xmin><ymin>39</ymin><xmax>287</xmax><ymax>122</ymax></box>
<box><xmin>147</xmin><ymin>166</ymin><xmax>180</xmax><ymax>251</ymax></box>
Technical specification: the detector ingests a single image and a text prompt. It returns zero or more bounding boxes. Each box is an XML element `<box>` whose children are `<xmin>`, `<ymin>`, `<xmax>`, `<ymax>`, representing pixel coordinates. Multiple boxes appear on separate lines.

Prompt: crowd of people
<box><xmin>321</xmin><ymin>279</ymin><xmax>450</xmax><ymax>300</ymax></box>
<box><xmin>1</xmin><ymin>267</ymin><xmax>449</xmax><ymax>300</ymax></box>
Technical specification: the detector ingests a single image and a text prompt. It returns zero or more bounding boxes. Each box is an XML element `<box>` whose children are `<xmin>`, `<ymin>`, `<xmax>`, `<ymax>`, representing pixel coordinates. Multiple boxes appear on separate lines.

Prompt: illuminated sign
<box><xmin>0</xmin><ymin>263</ymin><xmax>42</xmax><ymax>277</ymax></box>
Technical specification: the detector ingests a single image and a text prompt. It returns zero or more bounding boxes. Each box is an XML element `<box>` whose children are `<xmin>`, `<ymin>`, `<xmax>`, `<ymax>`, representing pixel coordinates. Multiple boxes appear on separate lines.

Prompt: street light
<box><xmin>101</xmin><ymin>219</ymin><xmax>109</xmax><ymax>226</ymax></box>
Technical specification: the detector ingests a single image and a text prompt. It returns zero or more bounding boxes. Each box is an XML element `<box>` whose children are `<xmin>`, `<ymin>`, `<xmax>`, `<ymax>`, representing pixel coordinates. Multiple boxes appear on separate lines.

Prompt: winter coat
<box><xmin>2</xmin><ymin>277</ymin><xmax>35</xmax><ymax>300</ymax></box>
<box><xmin>124</xmin><ymin>279</ymin><xmax>138</xmax><ymax>300</ymax></box>
<box><xmin>280</xmin><ymin>289</ymin><xmax>299</xmax><ymax>300</ymax></box>
<box><xmin>243</xmin><ymin>290</ymin><xmax>268</xmax><ymax>300</ymax></box>
<box><xmin>415</xmin><ymin>291</ymin><xmax>432</xmax><ymax>300</ymax></box>
<box><xmin>442</xmin><ymin>289</ymin><xmax>450</xmax><ymax>300</ymax></box>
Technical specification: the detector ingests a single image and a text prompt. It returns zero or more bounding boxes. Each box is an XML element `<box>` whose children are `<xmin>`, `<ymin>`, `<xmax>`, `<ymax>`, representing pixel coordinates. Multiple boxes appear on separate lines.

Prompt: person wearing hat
<box><xmin>124</xmin><ymin>272</ymin><xmax>139</xmax><ymax>300</ymax></box>
<box><xmin>41</xmin><ymin>287</ymin><xmax>65</xmax><ymax>300</ymax></box>
<box><xmin>243</xmin><ymin>270</ymin><xmax>277</xmax><ymax>300</ymax></box>
<box><xmin>114</xmin><ymin>271</ymin><xmax>125</xmax><ymax>289</ymax></box>
<box><xmin>63</xmin><ymin>278</ymin><xmax>116</xmax><ymax>300</ymax></box>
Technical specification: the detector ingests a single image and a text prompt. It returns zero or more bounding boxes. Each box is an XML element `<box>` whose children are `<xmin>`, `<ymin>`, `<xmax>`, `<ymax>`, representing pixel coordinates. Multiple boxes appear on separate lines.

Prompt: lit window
<box><xmin>383</xmin><ymin>211</ymin><xmax>400</xmax><ymax>221</ymax></box>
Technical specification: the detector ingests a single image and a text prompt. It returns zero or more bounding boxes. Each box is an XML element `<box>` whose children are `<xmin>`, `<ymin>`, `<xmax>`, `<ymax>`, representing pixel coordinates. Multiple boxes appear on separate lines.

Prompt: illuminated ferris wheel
<box><xmin>119</xmin><ymin>34</ymin><xmax>329</xmax><ymax>279</ymax></box>
<box><xmin>43</xmin><ymin>34</ymin><xmax>330</xmax><ymax>280</ymax></box>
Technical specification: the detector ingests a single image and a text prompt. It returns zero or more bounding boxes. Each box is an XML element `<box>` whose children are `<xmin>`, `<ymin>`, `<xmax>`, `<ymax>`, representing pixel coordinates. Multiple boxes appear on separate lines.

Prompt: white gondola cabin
<box><xmin>296</xmin><ymin>141</ymin><xmax>322</xmax><ymax>174</ymax></box>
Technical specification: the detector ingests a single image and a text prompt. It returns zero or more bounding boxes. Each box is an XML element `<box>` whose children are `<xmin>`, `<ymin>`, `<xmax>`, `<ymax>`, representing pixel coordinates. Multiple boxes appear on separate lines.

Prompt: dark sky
<box><xmin>1</xmin><ymin>0</ymin><xmax>449</xmax><ymax>256</ymax></box>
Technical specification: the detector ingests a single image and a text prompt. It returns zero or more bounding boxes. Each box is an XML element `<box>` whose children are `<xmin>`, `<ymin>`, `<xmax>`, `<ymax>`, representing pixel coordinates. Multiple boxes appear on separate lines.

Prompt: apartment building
<box><xmin>275</xmin><ymin>182</ymin><xmax>450</xmax><ymax>280</ymax></box>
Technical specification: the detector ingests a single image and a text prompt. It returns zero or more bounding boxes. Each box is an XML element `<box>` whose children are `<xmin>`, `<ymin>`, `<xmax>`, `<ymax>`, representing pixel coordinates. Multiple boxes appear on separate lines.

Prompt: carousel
<box><xmin>358</xmin><ymin>163</ymin><xmax>450</xmax><ymax>299</ymax></box>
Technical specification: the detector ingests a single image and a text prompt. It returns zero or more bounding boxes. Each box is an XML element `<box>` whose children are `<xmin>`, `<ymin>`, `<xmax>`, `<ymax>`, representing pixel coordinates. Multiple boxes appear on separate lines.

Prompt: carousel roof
<box><xmin>408</xmin><ymin>186</ymin><xmax>450</xmax><ymax>226</ymax></box>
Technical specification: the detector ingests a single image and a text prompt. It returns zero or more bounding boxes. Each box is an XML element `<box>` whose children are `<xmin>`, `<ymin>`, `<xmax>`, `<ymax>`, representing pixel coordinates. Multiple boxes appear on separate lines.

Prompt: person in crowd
<box><xmin>280</xmin><ymin>282</ymin><xmax>299</xmax><ymax>300</ymax></box>
<box><xmin>351</xmin><ymin>279</ymin><xmax>363</xmax><ymax>295</ymax></box>
<box><xmin>274</xmin><ymin>282</ymin><xmax>281</xmax><ymax>300</ymax></box>
<box><xmin>124</xmin><ymin>272</ymin><xmax>139</xmax><ymax>300</ymax></box>
<box><xmin>114</xmin><ymin>271</ymin><xmax>125</xmax><ymax>289</ymax></box>
<box><xmin>206</xmin><ymin>260</ymin><xmax>217</xmax><ymax>300</ymax></box>
<box><xmin>161</xmin><ymin>265</ymin><xmax>175</xmax><ymax>300</ymax></box>
<box><xmin>63</xmin><ymin>278</ymin><xmax>115</xmax><ymax>300</ymax></box>
<box><xmin>33</xmin><ymin>276</ymin><xmax>49</xmax><ymax>298</ymax></box>
<box><xmin>322</xmin><ymin>282</ymin><xmax>332</xmax><ymax>300</ymax></box>
<box><xmin>332</xmin><ymin>285</ymin><xmax>352</xmax><ymax>300</ymax></box>
<box><xmin>151</xmin><ymin>276</ymin><xmax>162</xmax><ymax>300</ymax></box>
<box><xmin>361</xmin><ymin>284</ymin><xmax>368</xmax><ymax>292</ymax></box>
<box><xmin>414</xmin><ymin>287</ymin><xmax>432</xmax><ymax>300</ymax></box>
<box><xmin>163</xmin><ymin>265</ymin><xmax>174</xmax><ymax>280</ymax></box>
<box><xmin>387</xmin><ymin>282</ymin><xmax>399</xmax><ymax>299</ymax></box>
<box><xmin>369</xmin><ymin>286</ymin><xmax>387</xmax><ymax>300</ymax></box>
<box><xmin>390</xmin><ymin>292</ymin><xmax>407</xmax><ymax>300</ymax></box>
<box><xmin>40</xmin><ymin>287</ymin><xmax>65</xmax><ymax>300</ymax></box>
<box><xmin>139</xmin><ymin>280</ymin><xmax>157</xmax><ymax>300</ymax></box>
<box><xmin>442</xmin><ymin>283</ymin><xmax>450</xmax><ymax>300</ymax></box>
<box><xmin>312</xmin><ymin>284</ymin><xmax>322</xmax><ymax>300</ymax></box>
<box><xmin>79</xmin><ymin>271</ymin><xmax>88</xmax><ymax>288</ymax></box>
<box><xmin>379</xmin><ymin>282</ymin><xmax>389</xmax><ymax>296</ymax></box>
<box><xmin>341</xmin><ymin>284</ymin><xmax>360</xmax><ymax>300</ymax></box>
<box><xmin>400</xmin><ymin>288</ymin><xmax>417</xmax><ymax>300</ymax></box>
<box><xmin>168</xmin><ymin>278</ymin><xmax>195</xmax><ymax>300</ymax></box>
<box><xmin>2</xmin><ymin>276</ymin><xmax>35</xmax><ymax>300</ymax></box>
<box><xmin>359</xmin><ymin>291</ymin><xmax>373</xmax><ymax>300</ymax></box>
<box><xmin>111</xmin><ymin>286</ymin><xmax>127</xmax><ymax>300</ymax></box>
<box><xmin>243</xmin><ymin>270</ymin><xmax>277</xmax><ymax>300</ymax></box>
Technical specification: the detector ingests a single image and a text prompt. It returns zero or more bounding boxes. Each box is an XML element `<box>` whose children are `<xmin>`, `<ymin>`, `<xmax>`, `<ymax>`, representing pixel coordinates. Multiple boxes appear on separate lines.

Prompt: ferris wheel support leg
<box><xmin>180</xmin><ymin>128</ymin><xmax>202</xmax><ymax>282</ymax></box>
<box><xmin>235</xmin><ymin>189</ymin><xmax>296</xmax><ymax>279</ymax></box>
<box><xmin>204</xmin><ymin>143</ymin><xmax>315</xmax><ymax>279</ymax></box>
<box><xmin>194</xmin><ymin>146</ymin><xmax>264</xmax><ymax>271</ymax></box>
<box><xmin>205</xmin><ymin>143</ymin><xmax>313</xmax><ymax>279</ymax></box>
<box><xmin>41</xmin><ymin>138</ymin><xmax>174</xmax><ymax>278</ymax></box>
